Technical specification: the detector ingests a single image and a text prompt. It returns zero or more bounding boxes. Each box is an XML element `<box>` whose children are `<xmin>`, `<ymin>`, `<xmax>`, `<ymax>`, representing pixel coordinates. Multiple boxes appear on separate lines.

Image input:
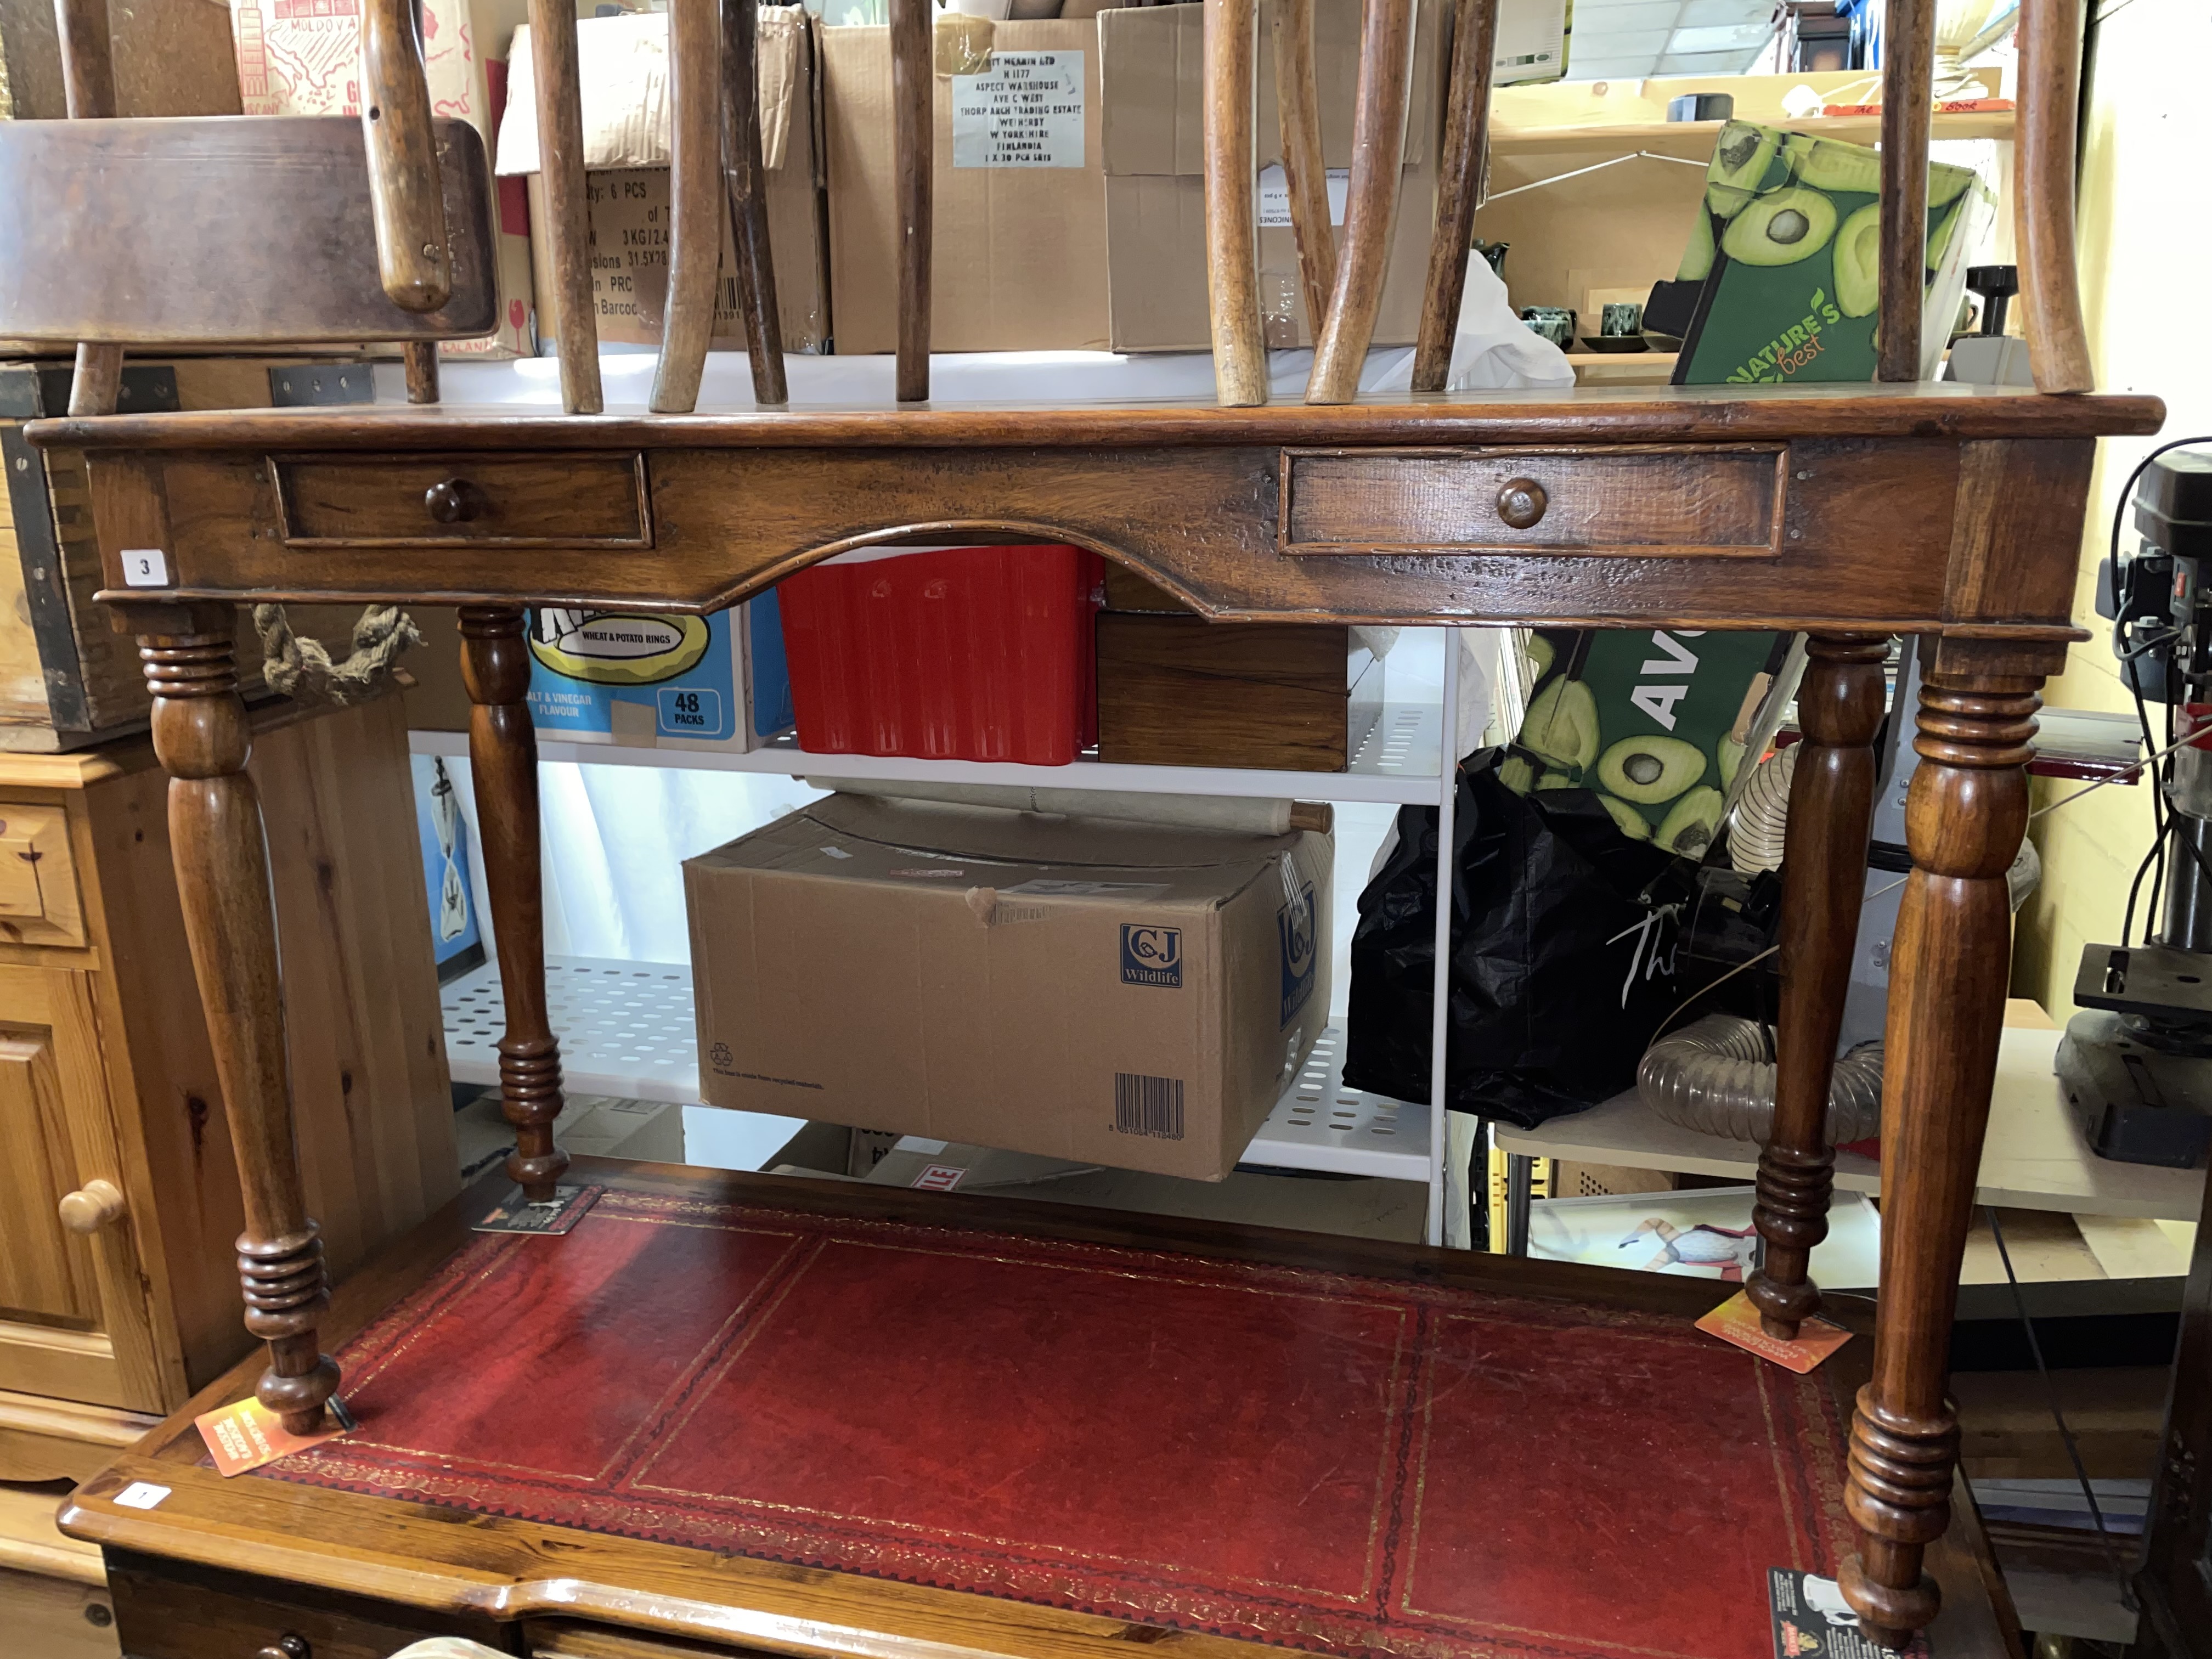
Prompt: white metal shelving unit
<box><xmin>425</xmin><ymin>659</ymin><xmax>1471</xmax><ymax>1242</ymax></box>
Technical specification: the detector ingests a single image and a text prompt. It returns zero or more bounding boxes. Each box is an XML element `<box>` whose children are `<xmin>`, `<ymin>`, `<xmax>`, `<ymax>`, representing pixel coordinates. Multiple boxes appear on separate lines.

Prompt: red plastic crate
<box><xmin>777</xmin><ymin>543</ymin><xmax>1103</xmax><ymax>764</ymax></box>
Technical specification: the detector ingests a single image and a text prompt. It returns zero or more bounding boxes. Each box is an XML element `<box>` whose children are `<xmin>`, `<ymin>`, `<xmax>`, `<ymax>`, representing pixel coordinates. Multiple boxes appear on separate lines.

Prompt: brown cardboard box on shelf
<box><xmin>687</xmin><ymin>795</ymin><xmax>1331</xmax><ymax>1181</ymax></box>
<box><xmin>0</xmin><ymin>0</ymin><xmax>240</xmax><ymax>119</ymax></box>
<box><xmin>223</xmin><ymin>0</ymin><xmax>536</xmax><ymax>359</ymax></box>
<box><xmin>503</xmin><ymin>8</ymin><xmax>827</xmax><ymax>354</ymax></box>
<box><xmin>1097</xmin><ymin>0</ymin><xmax>1442</xmax><ymax>352</ymax></box>
<box><xmin>821</xmin><ymin>17</ymin><xmax>1108</xmax><ymax>354</ymax></box>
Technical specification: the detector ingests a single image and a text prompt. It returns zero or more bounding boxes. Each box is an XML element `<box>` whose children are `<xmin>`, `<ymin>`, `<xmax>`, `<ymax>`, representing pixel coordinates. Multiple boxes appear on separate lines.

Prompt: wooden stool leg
<box><xmin>459</xmin><ymin>606</ymin><xmax>569</xmax><ymax>1202</ymax></box>
<box><xmin>139</xmin><ymin>606</ymin><xmax>336</xmax><ymax>1435</ymax></box>
<box><xmin>1839</xmin><ymin>664</ymin><xmax>2042</xmax><ymax>1645</ymax></box>
<box><xmin>1747</xmin><ymin>633</ymin><xmax>1888</xmax><ymax>1339</ymax></box>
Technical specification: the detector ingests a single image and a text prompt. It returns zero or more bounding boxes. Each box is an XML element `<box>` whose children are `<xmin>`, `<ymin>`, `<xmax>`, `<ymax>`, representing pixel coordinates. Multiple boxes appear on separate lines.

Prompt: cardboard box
<box><xmin>0</xmin><ymin>0</ymin><xmax>241</xmax><ymax>119</ymax></box>
<box><xmin>224</xmin><ymin>0</ymin><xmax>535</xmax><ymax>358</ymax></box>
<box><xmin>687</xmin><ymin>795</ymin><xmax>1331</xmax><ymax>1180</ymax></box>
<box><xmin>1097</xmin><ymin>0</ymin><xmax>1442</xmax><ymax>352</ymax></box>
<box><xmin>503</xmin><ymin>8</ymin><xmax>828</xmax><ymax>354</ymax></box>
<box><xmin>822</xmin><ymin>16</ymin><xmax>1109</xmax><ymax>353</ymax></box>
<box><xmin>524</xmin><ymin>600</ymin><xmax>795</xmax><ymax>753</ymax></box>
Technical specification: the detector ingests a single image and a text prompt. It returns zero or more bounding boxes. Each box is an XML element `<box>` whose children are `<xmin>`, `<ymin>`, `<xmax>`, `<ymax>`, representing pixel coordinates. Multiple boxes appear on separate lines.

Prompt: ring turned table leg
<box><xmin>1840</xmin><ymin>659</ymin><xmax>2044</xmax><ymax>1645</ymax></box>
<box><xmin>459</xmin><ymin>606</ymin><xmax>569</xmax><ymax>1203</ymax></box>
<box><xmin>1747</xmin><ymin>633</ymin><xmax>1888</xmax><ymax>1339</ymax></box>
<box><xmin>135</xmin><ymin>602</ymin><xmax>336</xmax><ymax>1434</ymax></box>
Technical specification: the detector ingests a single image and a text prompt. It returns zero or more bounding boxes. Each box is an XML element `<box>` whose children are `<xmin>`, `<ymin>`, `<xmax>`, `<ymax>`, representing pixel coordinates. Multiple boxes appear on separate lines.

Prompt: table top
<box><xmin>27</xmin><ymin>380</ymin><xmax>2164</xmax><ymax>454</ymax></box>
<box><xmin>1496</xmin><ymin>1025</ymin><xmax>2209</xmax><ymax>1223</ymax></box>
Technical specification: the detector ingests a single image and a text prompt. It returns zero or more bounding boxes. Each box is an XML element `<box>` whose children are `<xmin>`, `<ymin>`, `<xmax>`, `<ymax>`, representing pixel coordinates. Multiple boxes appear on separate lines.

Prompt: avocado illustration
<box><xmin>1929</xmin><ymin>164</ymin><xmax>1974</xmax><ymax>207</ymax></box>
<box><xmin>1537</xmin><ymin>771</ymin><xmax>1575</xmax><ymax>791</ymax></box>
<box><xmin>1522</xmin><ymin>678</ymin><xmax>1600</xmax><ymax>772</ymax></box>
<box><xmin>1526</xmin><ymin>633</ymin><xmax>1556</xmax><ymax>681</ymax></box>
<box><xmin>1834</xmin><ymin>201</ymin><xmax>1882</xmax><ymax>318</ymax></box>
<box><xmin>1722</xmin><ymin>186</ymin><xmax>1838</xmax><ymax>267</ymax></box>
<box><xmin>1678</xmin><ymin>210</ymin><xmax>1717</xmax><ymax>283</ymax></box>
<box><xmin>1598</xmin><ymin>794</ymin><xmax>1654</xmax><ymax>841</ymax></box>
<box><xmin>1657</xmin><ymin>786</ymin><xmax>1726</xmax><ymax>859</ymax></box>
<box><xmin>1596</xmin><ymin>735</ymin><xmax>1708</xmax><ymax>805</ymax></box>
<box><xmin>1498</xmin><ymin>754</ymin><xmax>1537</xmax><ymax>795</ymax></box>
<box><xmin>1706</xmin><ymin>123</ymin><xmax>1781</xmax><ymax>219</ymax></box>
<box><xmin>1783</xmin><ymin>134</ymin><xmax>1882</xmax><ymax>196</ymax></box>
<box><xmin>1924</xmin><ymin>198</ymin><xmax>1965</xmax><ymax>273</ymax></box>
<box><xmin>1718</xmin><ymin>735</ymin><xmax>1748</xmax><ymax>789</ymax></box>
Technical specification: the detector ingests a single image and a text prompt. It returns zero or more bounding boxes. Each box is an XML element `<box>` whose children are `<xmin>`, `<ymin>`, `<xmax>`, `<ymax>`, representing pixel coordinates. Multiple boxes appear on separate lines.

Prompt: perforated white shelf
<box><xmin>444</xmin><ymin>956</ymin><xmax>701</xmax><ymax>1104</ymax></box>
<box><xmin>442</xmin><ymin>957</ymin><xmax>1430</xmax><ymax>1181</ymax></box>
<box><xmin>410</xmin><ymin>701</ymin><xmax>1447</xmax><ymax>806</ymax></box>
<box><xmin>1243</xmin><ymin>1027</ymin><xmax>1432</xmax><ymax>1181</ymax></box>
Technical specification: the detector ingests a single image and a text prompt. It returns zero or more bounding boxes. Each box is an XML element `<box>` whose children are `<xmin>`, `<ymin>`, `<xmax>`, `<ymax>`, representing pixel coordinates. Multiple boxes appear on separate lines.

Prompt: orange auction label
<box><xmin>195</xmin><ymin>1392</ymin><xmax>352</xmax><ymax>1476</ymax></box>
<box><xmin>1697</xmin><ymin>1291</ymin><xmax>1854</xmax><ymax>1374</ymax></box>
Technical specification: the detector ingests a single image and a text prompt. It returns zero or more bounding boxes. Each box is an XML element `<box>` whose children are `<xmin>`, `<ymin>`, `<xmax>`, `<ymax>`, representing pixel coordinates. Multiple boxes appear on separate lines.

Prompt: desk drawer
<box><xmin>0</xmin><ymin>802</ymin><xmax>83</xmax><ymax>947</ymax></box>
<box><xmin>274</xmin><ymin>454</ymin><xmax>652</xmax><ymax>549</ymax></box>
<box><xmin>1279</xmin><ymin>445</ymin><xmax>1786</xmax><ymax>557</ymax></box>
<box><xmin>108</xmin><ymin>1556</ymin><xmax>507</xmax><ymax>1659</ymax></box>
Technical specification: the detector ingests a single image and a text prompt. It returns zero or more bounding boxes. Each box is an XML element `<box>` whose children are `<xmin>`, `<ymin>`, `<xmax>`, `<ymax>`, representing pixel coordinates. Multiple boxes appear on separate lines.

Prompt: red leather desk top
<box><xmin>254</xmin><ymin>1188</ymin><xmax>1850</xmax><ymax>1659</ymax></box>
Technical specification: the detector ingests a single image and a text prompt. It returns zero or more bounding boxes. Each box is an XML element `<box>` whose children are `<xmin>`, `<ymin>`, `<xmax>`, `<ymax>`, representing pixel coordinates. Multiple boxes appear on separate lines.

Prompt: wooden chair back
<box><xmin>0</xmin><ymin>0</ymin><xmax>495</xmax><ymax>414</ymax></box>
<box><xmin>12</xmin><ymin>0</ymin><xmax>2096</xmax><ymax>416</ymax></box>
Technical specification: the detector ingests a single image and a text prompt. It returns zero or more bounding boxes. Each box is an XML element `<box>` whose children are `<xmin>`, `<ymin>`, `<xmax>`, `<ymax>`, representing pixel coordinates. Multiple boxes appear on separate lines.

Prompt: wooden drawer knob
<box><xmin>1496</xmin><ymin>477</ymin><xmax>1548</xmax><ymax>530</ymax></box>
<box><xmin>423</xmin><ymin>478</ymin><xmax>483</xmax><ymax>524</ymax></box>
<box><xmin>57</xmin><ymin>1179</ymin><xmax>125</xmax><ymax>1234</ymax></box>
<box><xmin>254</xmin><ymin>1638</ymin><xmax>309</xmax><ymax>1659</ymax></box>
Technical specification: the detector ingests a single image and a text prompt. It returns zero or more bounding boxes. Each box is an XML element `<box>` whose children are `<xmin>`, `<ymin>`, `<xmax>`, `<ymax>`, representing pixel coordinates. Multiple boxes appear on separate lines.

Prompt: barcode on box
<box><xmin>1113</xmin><ymin>1073</ymin><xmax>1184</xmax><ymax>1140</ymax></box>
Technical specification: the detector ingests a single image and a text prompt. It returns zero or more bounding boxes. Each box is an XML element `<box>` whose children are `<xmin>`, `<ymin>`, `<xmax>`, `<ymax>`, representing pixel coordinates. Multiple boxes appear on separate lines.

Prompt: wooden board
<box><xmin>1094</xmin><ymin>613</ymin><xmax>1358</xmax><ymax>771</ymax></box>
<box><xmin>0</xmin><ymin>117</ymin><xmax>497</xmax><ymax>346</ymax></box>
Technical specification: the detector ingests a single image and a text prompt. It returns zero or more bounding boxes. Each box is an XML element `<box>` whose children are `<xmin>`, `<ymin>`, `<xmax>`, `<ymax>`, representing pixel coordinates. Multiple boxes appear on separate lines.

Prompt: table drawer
<box><xmin>1279</xmin><ymin>445</ymin><xmax>1786</xmax><ymax>557</ymax></box>
<box><xmin>273</xmin><ymin>454</ymin><xmax>652</xmax><ymax>549</ymax></box>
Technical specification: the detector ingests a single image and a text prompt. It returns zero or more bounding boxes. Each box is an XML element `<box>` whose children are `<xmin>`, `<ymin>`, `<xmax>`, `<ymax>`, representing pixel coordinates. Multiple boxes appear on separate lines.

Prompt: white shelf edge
<box><xmin>409</xmin><ymin>698</ymin><xmax>1450</xmax><ymax>806</ymax></box>
<box><xmin>442</xmin><ymin>956</ymin><xmax>1431</xmax><ymax>1183</ymax></box>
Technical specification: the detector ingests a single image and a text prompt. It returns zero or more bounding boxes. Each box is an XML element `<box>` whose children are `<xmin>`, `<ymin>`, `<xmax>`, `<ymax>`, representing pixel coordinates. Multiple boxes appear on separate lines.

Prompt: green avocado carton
<box><xmin>1670</xmin><ymin>121</ymin><xmax>1992</xmax><ymax>386</ymax></box>
<box><xmin>1502</xmin><ymin>628</ymin><xmax>1790</xmax><ymax>857</ymax></box>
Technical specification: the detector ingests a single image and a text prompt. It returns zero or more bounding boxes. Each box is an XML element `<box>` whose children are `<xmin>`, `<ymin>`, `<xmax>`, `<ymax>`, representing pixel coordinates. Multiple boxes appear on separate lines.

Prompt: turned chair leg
<box><xmin>459</xmin><ymin>606</ymin><xmax>569</xmax><ymax>1202</ymax></box>
<box><xmin>1747</xmin><ymin>634</ymin><xmax>1888</xmax><ymax>1339</ymax></box>
<box><xmin>1840</xmin><ymin>662</ymin><xmax>2043</xmax><ymax>1645</ymax></box>
<box><xmin>137</xmin><ymin>604</ymin><xmax>336</xmax><ymax>1434</ymax></box>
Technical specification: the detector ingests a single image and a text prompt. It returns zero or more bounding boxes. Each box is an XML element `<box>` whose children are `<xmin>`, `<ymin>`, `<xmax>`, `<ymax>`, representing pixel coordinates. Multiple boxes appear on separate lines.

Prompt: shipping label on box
<box><xmin>686</xmin><ymin>796</ymin><xmax>1332</xmax><ymax>1181</ymax></box>
<box><xmin>226</xmin><ymin>0</ymin><xmax>535</xmax><ymax>357</ymax></box>
<box><xmin>526</xmin><ymin>600</ymin><xmax>794</xmax><ymax>753</ymax></box>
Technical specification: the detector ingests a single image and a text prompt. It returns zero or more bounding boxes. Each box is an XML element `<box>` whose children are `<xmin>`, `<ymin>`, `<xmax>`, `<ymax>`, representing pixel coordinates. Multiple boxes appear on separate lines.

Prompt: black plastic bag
<box><xmin>1343</xmin><ymin>752</ymin><xmax>1688</xmax><ymax>1129</ymax></box>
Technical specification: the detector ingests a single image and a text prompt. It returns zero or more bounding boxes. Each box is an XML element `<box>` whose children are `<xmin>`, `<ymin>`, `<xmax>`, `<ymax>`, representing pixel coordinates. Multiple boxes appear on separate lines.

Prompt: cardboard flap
<box><xmin>497</xmin><ymin>8</ymin><xmax>803</xmax><ymax>175</ymax></box>
<box><xmin>694</xmin><ymin>794</ymin><xmax>1307</xmax><ymax>889</ymax></box>
<box><xmin>1099</xmin><ymin>0</ymin><xmax>1432</xmax><ymax>179</ymax></box>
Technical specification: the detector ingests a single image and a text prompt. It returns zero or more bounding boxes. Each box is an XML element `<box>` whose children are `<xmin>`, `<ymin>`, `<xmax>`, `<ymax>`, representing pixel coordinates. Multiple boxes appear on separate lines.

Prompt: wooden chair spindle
<box><xmin>1876</xmin><ymin>0</ymin><xmax>1934</xmax><ymax>382</ymax></box>
<box><xmin>529</xmin><ymin>0</ymin><xmax>603</xmax><ymax>414</ymax></box>
<box><xmin>1412</xmin><ymin>0</ymin><xmax>1497</xmax><ymax>393</ymax></box>
<box><xmin>1270</xmin><ymin>0</ymin><xmax>1335</xmax><ymax>345</ymax></box>
<box><xmin>1203</xmin><ymin>0</ymin><xmax>1268</xmax><ymax>407</ymax></box>
<box><xmin>891</xmin><ymin>0</ymin><xmax>933</xmax><ymax>403</ymax></box>
<box><xmin>652</xmin><ymin>0</ymin><xmax>723</xmax><ymax>414</ymax></box>
<box><xmin>1305</xmin><ymin>0</ymin><xmax>1414</xmax><ymax>405</ymax></box>
<box><xmin>52</xmin><ymin>0</ymin><xmax>123</xmax><ymax>417</ymax></box>
<box><xmin>723</xmin><ymin>0</ymin><xmax>789</xmax><ymax>407</ymax></box>
<box><xmin>2017</xmin><ymin>0</ymin><xmax>2094</xmax><ymax>393</ymax></box>
<box><xmin>359</xmin><ymin>0</ymin><xmax>454</xmax><ymax>314</ymax></box>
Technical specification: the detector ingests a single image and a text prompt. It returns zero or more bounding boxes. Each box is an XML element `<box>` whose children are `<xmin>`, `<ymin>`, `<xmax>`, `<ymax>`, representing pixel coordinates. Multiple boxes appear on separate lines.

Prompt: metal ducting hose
<box><xmin>1639</xmin><ymin>1014</ymin><xmax>1886</xmax><ymax>1144</ymax></box>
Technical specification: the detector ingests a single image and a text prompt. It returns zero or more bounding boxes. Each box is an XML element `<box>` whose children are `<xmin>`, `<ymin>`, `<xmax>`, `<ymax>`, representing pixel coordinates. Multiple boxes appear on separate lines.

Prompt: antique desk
<box><xmin>6</xmin><ymin>0</ymin><xmax>2166</xmax><ymax>1650</ymax></box>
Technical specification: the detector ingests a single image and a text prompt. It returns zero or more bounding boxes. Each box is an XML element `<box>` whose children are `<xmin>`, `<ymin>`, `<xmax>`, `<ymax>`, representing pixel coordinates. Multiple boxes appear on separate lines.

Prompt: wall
<box><xmin>2013</xmin><ymin>0</ymin><xmax>2212</xmax><ymax>1014</ymax></box>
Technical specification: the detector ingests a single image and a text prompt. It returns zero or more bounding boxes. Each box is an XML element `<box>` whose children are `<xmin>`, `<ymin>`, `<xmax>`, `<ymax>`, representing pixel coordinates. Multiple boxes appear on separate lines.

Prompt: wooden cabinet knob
<box><xmin>1496</xmin><ymin>477</ymin><xmax>1548</xmax><ymax>530</ymax></box>
<box><xmin>254</xmin><ymin>1638</ymin><xmax>309</xmax><ymax>1659</ymax></box>
<box><xmin>57</xmin><ymin>1179</ymin><xmax>125</xmax><ymax>1235</ymax></box>
<box><xmin>424</xmin><ymin>478</ymin><xmax>482</xmax><ymax>524</ymax></box>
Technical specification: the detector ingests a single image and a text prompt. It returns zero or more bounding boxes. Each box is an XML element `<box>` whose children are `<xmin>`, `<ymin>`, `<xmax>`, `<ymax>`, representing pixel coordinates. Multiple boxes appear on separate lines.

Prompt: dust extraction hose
<box><xmin>1638</xmin><ymin>1013</ymin><xmax>1885</xmax><ymax>1144</ymax></box>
